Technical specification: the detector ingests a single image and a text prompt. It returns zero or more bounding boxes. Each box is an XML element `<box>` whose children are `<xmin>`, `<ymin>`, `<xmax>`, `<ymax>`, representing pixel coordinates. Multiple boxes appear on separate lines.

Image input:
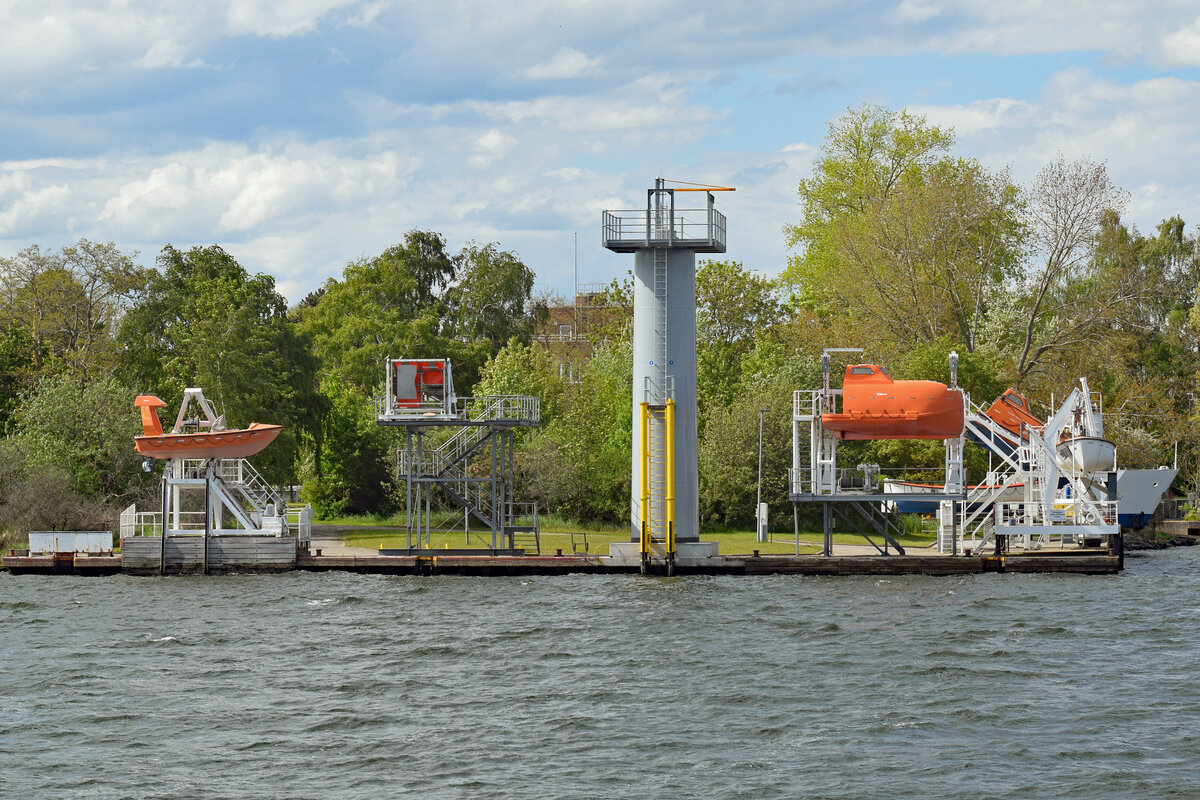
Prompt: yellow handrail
<box><xmin>639</xmin><ymin>401</ymin><xmax>650</xmax><ymax>557</ymax></box>
<box><xmin>665</xmin><ymin>398</ymin><xmax>676</xmax><ymax>556</ymax></box>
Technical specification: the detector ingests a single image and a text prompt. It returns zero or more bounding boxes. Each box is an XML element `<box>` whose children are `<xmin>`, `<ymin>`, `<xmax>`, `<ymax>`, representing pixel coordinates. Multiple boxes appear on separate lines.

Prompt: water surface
<box><xmin>2</xmin><ymin>548</ymin><xmax>1198</xmax><ymax>798</ymax></box>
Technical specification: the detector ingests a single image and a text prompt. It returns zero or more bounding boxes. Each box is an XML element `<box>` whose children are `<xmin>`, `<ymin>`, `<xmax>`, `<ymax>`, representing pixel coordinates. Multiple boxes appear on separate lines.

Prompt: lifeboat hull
<box><xmin>820</xmin><ymin>364</ymin><xmax>963</xmax><ymax>440</ymax></box>
<box><xmin>1056</xmin><ymin>436</ymin><xmax>1116</xmax><ymax>474</ymax></box>
<box><xmin>822</xmin><ymin>408</ymin><xmax>964</xmax><ymax>440</ymax></box>
<box><xmin>985</xmin><ymin>389</ymin><xmax>1042</xmax><ymax>439</ymax></box>
<box><xmin>883</xmin><ymin>479</ymin><xmax>1025</xmax><ymax>514</ymax></box>
<box><xmin>134</xmin><ymin>423</ymin><xmax>282</xmax><ymax>460</ymax></box>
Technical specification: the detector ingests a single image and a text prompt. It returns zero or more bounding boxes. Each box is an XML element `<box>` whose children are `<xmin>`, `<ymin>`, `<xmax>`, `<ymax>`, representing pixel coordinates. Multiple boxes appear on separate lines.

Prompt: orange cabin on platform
<box><xmin>984</xmin><ymin>389</ymin><xmax>1042</xmax><ymax>439</ymax></box>
<box><xmin>821</xmin><ymin>364</ymin><xmax>964</xmax><ymax>441</ymax></box>
<box><xmin>388</xmin><ymin>359</ymin><xmax>454</xmax><ymax>411</ymax></box>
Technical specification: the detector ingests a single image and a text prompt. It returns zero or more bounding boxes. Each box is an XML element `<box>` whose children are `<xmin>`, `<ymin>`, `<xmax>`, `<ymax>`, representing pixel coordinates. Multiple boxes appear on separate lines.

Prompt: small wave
<box><xmin>306</xmin><ymin>598</ymin><xmax>336</xmax><ymax>606</ymax></box>
<box><xmin>150</xmin><ymin>635</ymin><xmax>178</xmax><ymax>643</ymax></box>
<box><xmin>0</xmin><ymin>600</ymin><xmax>36</xmax><ymax>610</ymax></box>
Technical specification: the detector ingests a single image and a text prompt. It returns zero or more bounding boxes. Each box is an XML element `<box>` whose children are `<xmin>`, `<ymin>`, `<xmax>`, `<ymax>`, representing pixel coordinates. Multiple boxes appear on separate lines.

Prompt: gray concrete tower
<box><xmin>603</xmin><ymin>180</ymin><xmax>728</xmax><ymax>548</ymax></box>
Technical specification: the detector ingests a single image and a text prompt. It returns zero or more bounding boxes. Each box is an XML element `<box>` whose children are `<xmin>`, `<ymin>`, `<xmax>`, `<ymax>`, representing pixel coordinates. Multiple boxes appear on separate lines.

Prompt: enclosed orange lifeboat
<box><xmin>821</xmin><ymin>364</ymin><xmax>964</xmax><ymax>440</ymax></box>
<box><xmin>984</xmin><ymin>389</ymin><xmax>1042</xmax><ymax>439</ymax></box>
<box><xmin>133</xmin><ymin>394</ymin><xmax>281</xmax><ymax>460</ymax></box>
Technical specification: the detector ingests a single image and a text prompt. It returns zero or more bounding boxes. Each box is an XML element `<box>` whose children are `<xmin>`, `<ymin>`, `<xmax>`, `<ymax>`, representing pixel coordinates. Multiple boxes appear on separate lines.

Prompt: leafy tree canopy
<box><xmin>118</xmin><ymin>244</ymin><xmax>319</xmax><ymax>482</ymax></box>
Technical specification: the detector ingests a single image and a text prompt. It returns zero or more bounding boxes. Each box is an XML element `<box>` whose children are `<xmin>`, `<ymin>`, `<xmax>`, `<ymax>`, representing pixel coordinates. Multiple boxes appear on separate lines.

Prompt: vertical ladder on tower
<box><xmin>653</xmin><ymin>249</ymin><xmax>668</xmax><ymax>378</ymax></box>
<box><xmin>640</xmin><ymin>399</ymin><xmax>676</xmax><ymax>575</ymax></box>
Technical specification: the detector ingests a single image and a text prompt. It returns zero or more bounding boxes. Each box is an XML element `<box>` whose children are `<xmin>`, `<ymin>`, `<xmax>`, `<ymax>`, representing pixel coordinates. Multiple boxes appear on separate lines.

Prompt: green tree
<box><xmin>473</xmin><ymin>338</ymin><xmax>565</xmax><ymax>425</ymax></box>
<box><xmin>299</xmin><ymin>373</ymin><xmax>394</xmax><ymax>517</ymax></box>
<box><xmin>696</xmin><ymin>260</ymin><xmax>782</xmax><ymax>408</ymax></box>
<box><xmin>295</xmin><ymin>230</ymin><xmax>457</xmax><ymax>394</ymax></box>
<box><xmin>783</xmin><ymin>106</ymin><xmax>1023</xmax><ymax>364</ymax></box>
<box><xmin>9</xmin><ymin>372</ymin><xmax>156</xmax><ymax>505</ymax></box>
<box><xmin>783</xmin><ymin>105</ymin><xmax>955</xmax><ymax>315</ymax></box>
<box><xmin>512</xmin><ymin>339</ymin><xmax>632</xmax><ymax>522</ymax></box>
<box><xmin>1010</xmin><ymin>155</ymin><xmax>1134</xmax><ymax>379</ymax></box>
<box><xmin>118</xmin><ymin>244</ymin><xmax>319</xmax><ymax>483</ymax></box>
<box><xmin>0</xmin><ymin>239</ymin><xmax>148</xmax><ymax>381</ymax></box>
<box><xmin>698</xmin><ymin>343</ymin><xmax>819</xmax><ymax>527</ymax></box>
<box><xmin>446</xmin><ymin>242</ymin><xmax>544</xmax><ymax>354</ymax></box>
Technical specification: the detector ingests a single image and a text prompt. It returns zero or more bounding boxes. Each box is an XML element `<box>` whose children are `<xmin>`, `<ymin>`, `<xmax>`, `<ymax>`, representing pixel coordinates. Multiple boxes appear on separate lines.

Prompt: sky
<box><xmin>3</xmin><ymin>1</ymin><xmax>1200</xmax><ymax>304</ymax></box>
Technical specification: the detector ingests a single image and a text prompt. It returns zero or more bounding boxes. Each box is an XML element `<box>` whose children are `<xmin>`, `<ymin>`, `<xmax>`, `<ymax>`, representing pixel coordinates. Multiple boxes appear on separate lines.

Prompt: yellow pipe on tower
<box><xmin>639</xmin><ymin>401</ymin><xmax>650</xmax><ymax>556</ymax></box>
<box><xmin>665</xmin><ymin>398</ymin><xmax>676</xmax><ymax>556</ymax></box>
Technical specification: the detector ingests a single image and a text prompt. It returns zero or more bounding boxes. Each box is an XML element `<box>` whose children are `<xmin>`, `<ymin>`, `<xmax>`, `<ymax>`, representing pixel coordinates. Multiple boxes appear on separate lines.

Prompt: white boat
<box><xmin>1088</xmin><ymin>467</ymin><xmax>1178</xmax><ymax>527</ymax></box>
<box><xmin>1056</xmin><ymin>435</ymin><xmax>1116</xmax><ymax>473</ymax></box>
<box><xmin>883</xmin><ymin>479</ymin><xmax>1024</xmax><ymax>514</ymax></box>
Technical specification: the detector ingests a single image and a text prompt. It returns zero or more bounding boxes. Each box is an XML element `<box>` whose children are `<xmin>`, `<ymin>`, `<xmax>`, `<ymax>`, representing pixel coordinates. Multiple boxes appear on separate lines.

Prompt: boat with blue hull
<box><xmin>884</xmin><ymin>468</ymin><xmax>1176</xmax><ymax>526</ymax></box>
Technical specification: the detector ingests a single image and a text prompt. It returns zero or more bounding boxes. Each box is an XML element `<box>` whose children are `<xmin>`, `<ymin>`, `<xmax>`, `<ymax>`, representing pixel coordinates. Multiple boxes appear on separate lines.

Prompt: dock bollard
<box><xmin>556</xmin><ymin>549</ymin><xmax>562</xmax><ymax>557</ymax></box>
<box><xmin>753</xmin><ymin>550</ymin><xmax>760</xmax><ymax>558</ymax></box>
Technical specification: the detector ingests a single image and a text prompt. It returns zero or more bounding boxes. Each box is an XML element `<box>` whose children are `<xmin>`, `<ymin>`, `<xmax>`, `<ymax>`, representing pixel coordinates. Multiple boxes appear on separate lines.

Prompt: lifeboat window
<box><xmin>878</xmin><ymin>366</ymin><xmax>890</xmax><ymax>376</ymax></box>
<box><xmin>849</xmin><ymin>366</ymin><xmax>875</xmax><ymax>376</ymax></box>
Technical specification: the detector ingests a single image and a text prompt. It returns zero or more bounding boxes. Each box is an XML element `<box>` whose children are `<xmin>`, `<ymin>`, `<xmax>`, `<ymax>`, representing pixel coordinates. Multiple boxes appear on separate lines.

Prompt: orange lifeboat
<box><xmin>133</xmin><ymin>394</ymin><xmax>282</xmax><ymax>460</ymax></box>
<box><xmin>984</xmin><ymin>389</ymin><xmax>1042</xmax><ymax>439</ymax></box>
<box><xmin>821</xmin><ymin>364</ymin><xmax>964</xmax><ymax>440</ymax></box>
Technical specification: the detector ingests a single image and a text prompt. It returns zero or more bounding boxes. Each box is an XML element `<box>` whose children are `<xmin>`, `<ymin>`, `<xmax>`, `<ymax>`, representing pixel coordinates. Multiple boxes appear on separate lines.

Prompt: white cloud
<box><xmin>92</xmin><ymin>143</ymin><xmax>414</xmax><ymax>238</ymax></box>
<box><xmin>895</xmin><ymin>0</ymin><xmax>945</xmax><ymax>23</ymax></box>
<box><xmin>0</xmin><ymin>183</ymin><xmax>72</xmax><ymax>235</ymax></box>
<box><xmin>134</xmin><ymin>38</ymin><xmax>213</xmax><ymax>70</ymax></box>
<box><xmin>0</xmin><ymin>0</ymin><xmax>379</xmax><ymax>76</ymax></box>
<box><xmin>910</xmin><ymin>97</ymin><xmax>1039</xmax><ymax>135</ymax></box>
<box><xmin>524</xmin><ymin>47</ymin><xmax>601</xmax><ymax>80</ymax></box>
<box><xmin>908</xmin><ymin>69</ymin><xmax>1200</xmax><ymax>238</ymax></box>
<box><xmin>468</xmin><ymin>129</ymin><xmax>517</xmax><ymax>169</ymax></box>
<box><xmin>224</xmin><ymin>0</ymin><xmax>361</xmax><ymax>37</ymax></box>
<box><xmin>1161</xmin><ymin>16</ymin><xmax>1200</xmax><ymax>66</ymax></box>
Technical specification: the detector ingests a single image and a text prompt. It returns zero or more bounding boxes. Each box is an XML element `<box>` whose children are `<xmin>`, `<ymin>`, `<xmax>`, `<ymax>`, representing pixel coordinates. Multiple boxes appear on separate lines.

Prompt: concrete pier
<box><xmin>4</xmin><ymin>548</ymin><xmax>1120</xmax><ymax>576</ymax></box>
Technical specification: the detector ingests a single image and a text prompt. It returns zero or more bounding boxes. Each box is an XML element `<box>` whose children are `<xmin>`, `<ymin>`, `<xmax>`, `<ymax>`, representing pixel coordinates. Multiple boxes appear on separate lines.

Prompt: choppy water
<box><xmin>2</xmin><ymin>549</ymin><xmax>1199</xmax><ymax>799</ymax></box>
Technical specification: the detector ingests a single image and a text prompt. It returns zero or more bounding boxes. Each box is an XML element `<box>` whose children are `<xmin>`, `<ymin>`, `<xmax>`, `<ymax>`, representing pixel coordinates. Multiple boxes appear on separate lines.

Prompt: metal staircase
<box><xmin>394</xmin><ymin>396</ymin><xmax>541</xmax><ymax>551</ymax></box>
<box><xmin>216</xmin><ymin>458</ymin><xmax>284</xmax><ymax>515</ymax></box>
<box><xmin>832</xmin><ymin>501</ymin><xmax>907</xmax><ymax>554</ymax></box>
<box><xmin>172</xmin><ymin>458</ymin><xmax>288</xmax><ymax>531</ymax></box>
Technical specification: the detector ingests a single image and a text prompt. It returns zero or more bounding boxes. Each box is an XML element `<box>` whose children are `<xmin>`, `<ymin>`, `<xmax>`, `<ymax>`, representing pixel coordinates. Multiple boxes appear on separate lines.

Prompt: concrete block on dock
<box><xmin>604</xmin><ymin>540</ymin><xmax>720</xmax><ymax>567</ymax></box>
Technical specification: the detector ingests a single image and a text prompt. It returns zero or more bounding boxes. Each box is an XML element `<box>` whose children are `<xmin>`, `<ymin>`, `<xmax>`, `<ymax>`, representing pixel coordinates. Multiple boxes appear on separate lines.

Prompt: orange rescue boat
<box><xmin>821</xmin><ymin>364</ymin><xmax>964</xmax><ymax>440</ymax></box>
<box><xmin>984</xmin><ymin>389</ymin><xmax>1042</xmax><ymax>439</ymax></box>
<box><xmin>134</xmin><ymin>393</ymin><xmax>282</xmax><ymax>460</ymax></box>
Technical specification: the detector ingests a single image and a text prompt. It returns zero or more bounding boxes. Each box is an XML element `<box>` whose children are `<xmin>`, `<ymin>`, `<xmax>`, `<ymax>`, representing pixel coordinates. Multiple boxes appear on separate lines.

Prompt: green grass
<box><xmin>315</xmin><ymin>512</ymin><xmax>407</xmax><ymax>527</ymax></box>
<box><xmin>339</xmin><ymin>525</ymin><xmax>931</xmax><ymax>556</ymax></box>
<box><xmin>331</xmin><ymin>509</ymin><xmax>937</xmax><ymax>555</ymax></box>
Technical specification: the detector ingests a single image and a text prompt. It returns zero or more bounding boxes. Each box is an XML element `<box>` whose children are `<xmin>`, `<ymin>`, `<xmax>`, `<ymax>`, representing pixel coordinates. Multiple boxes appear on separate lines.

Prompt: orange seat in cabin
<box><xmin>391</xmin><ymin>360</ymin><xmax>448</xmax><ymax>408</ymax></box>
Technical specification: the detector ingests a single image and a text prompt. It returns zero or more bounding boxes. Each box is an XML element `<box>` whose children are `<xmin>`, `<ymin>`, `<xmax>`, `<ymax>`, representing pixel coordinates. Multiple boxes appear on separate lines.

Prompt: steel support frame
<box><xmin>397</xmin><ymin>422</ymin><xmax>524</xmax><ymax>552</ymax></box>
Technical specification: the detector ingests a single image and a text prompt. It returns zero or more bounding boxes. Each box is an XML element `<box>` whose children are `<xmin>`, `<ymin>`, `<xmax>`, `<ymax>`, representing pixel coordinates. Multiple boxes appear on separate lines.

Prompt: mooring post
<box><xmin>159</xmin><ymin>463</ymin><xmax>168</xmax><ymax>575</ymax></box>
<box><xmin>203</xmin><ymin>461</ymin><xmax>212</xmax><ymax>575</ymax></box>
<box><xmin>793</xmin><ymin>501</ymin><xmax>800</xmax><ymax>556</ymax></box>
<box><xmin>952</xmin><ymin>500</ymin><xmax>958</xmax><ymax>557</ymax></box>
<box><xmin>1107</xmin><ymin>470</ymin><xmax>1122</xmax><ymax>569</ymax></box>
<box><xmin>406</xmin><ymin>429</ymin><xmax>413</xmax><ymax>552</ymax></box>
<box><xmin>490</xmin><ymin>431</ymin><xmax>498</xmax><ymax>551</ymax></box>
<box><xmin>822</xmin><ymin>502</ymin><xmax>832</xmax><ymax>557</ymax></box>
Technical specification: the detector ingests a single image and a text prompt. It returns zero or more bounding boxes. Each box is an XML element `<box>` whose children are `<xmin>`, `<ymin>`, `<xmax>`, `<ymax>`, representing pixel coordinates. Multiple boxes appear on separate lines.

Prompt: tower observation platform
<box><xmin>601</xmin><ymin>190</ymin><xmax>727</xmax><ymax>253</ymax></box>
